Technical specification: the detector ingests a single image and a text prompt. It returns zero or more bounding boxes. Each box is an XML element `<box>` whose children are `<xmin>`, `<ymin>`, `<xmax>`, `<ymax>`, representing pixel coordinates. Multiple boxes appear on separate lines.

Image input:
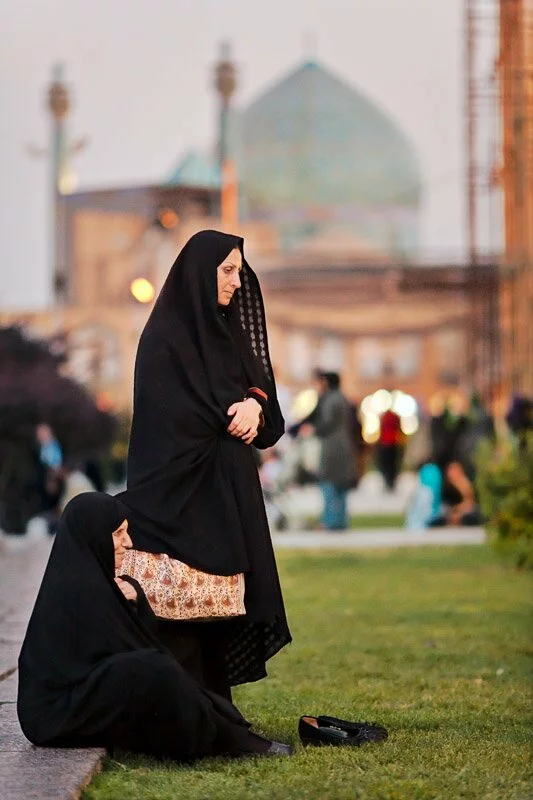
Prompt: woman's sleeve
<box><xmin>253</xmin><ymin>393</ymin><xmax>285</xmax><ymax>449</ymax></box>
<box><xmin>245</xmin><ymin>386</ymin><xmax>269</xmax><ymax>412</ymax></box>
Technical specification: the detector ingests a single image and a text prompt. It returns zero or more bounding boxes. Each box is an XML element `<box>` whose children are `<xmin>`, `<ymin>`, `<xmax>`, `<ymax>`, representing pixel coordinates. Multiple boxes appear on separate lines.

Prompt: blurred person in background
<box><xmin>258</xmin><ymin>448</ymin><xmax>288</xmax><ymax>531</ymax></box>
<box><xmin>376</xmin><ymin>407</ymin><xmax>402</xmax><ymax>491</ymax></box>
<box><xmin>36</xmin><ymin>423</ymin><xmax>62</xmax><ymax>471</ymax></box>
<box><xmin>83</xmin><ymin>457</ymin><xmax>105</xmax><ymax>493</ymax></box>
<box><xmin>430</xmin><ymin>400</ymin><xmax>467</xmax><ymax>469</ymax></box>
<box><xmin>286</xmin><ymin>368</ymin><xmax>325</xmax><ymax>486</ymax></box>
<box><xmin>405</xmin><ymin>462</ymin><xmax>443</xmax><ymax>531</ymax></box>
<box><xmin>0</xmin><ymin>431</ymin><xmax>41</xmax><ymax>535</ymax></box>
<box><xmin>348</xmin><ymin>397</ymin><xmax>365</xmax><ymax>484</ymax></box>
<box><xmin>429</xmin><ymin>461</ymin><xmax>483</xmax><ymax>527</ymax></box>
<box><xmin>287</xmin><ymin>368</ymin><xmax>326</xmax><ymax>438</ymax></box>
<box><xmin>307</xmin><ymin>371</ymin><xmax>356</xmax><ymax>530</ymax></box>
<box><xmin>59</xmin><ymin>460</ymin><xmax>96</xmax><ymax>512</ymax></box>
<box><xmin>282</xmin><ymin>422</ymin><xmax>321</xmax><ymax>487</ymax></box>
<box><xmin>35</xmin><ymin>423</ymin><xmax>63</xmax><ymax>535</ymax></box>
<box><xmin>506</xmin><ymin>394</ymin><xmax>533</xmax><ymax>450</ymax></box>
<box><xmin>455</xmin><ymin>392</ymin><xmax>494</xmax><ymax>481</ymax></box>
<box><xmin>403</xmin><ymin>408</ymin><xmax>432</xmax><ymax>470</ymax></box>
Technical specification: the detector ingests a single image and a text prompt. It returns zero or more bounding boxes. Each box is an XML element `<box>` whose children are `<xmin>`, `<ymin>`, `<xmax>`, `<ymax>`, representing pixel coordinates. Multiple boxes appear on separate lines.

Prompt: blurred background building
<box><xmin>0</xmin><ymin>2</ymin><xmax>531</xmax><ymax>426</ymax></box>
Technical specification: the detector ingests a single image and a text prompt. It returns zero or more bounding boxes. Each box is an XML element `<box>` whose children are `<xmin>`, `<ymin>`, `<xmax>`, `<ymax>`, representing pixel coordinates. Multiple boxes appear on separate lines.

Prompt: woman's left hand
<box><xmin>227</xmin><ymin>398</ymin><xmax>262</xmax><ymax>445</ymax></box>
<box><xmin>115</xmin><ymin>577</ymin><xmax>138</xmax><ymax>603</ymax></box>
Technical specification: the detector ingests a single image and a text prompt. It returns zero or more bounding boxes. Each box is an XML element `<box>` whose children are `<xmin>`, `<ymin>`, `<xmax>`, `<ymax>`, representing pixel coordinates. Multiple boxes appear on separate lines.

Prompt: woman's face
<box><xmin>217</xmin><ymin>248</ymin><xmax>242</xmax><ymax>306</ymax></box>
<box><xmin>112</xmin><ymin>518</ymin><xmax>132</xmax><ymax>572</ymax></box>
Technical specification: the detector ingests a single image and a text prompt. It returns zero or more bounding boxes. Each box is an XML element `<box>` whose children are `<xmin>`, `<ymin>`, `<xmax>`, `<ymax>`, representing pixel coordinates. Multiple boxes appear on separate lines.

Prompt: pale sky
<box><xmin>1</xmin><ymin>0</ymin><xmax>472</xmax><ymax>309</ymax></box>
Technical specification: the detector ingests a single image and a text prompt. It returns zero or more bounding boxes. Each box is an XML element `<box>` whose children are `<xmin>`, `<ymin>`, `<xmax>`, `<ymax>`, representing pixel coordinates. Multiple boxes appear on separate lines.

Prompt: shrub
<box><xmin>476</xmin><ymin>434</ymin><xmax>533</xmax><ymax>569</ymax></box>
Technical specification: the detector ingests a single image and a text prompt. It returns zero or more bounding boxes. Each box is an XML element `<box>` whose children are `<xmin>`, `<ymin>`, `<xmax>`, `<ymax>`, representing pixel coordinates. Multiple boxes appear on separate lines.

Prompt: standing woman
<box><xmin>119</xmin><ymin>230</ymin><xmax>291</xmax><ymax>699</ymax></box>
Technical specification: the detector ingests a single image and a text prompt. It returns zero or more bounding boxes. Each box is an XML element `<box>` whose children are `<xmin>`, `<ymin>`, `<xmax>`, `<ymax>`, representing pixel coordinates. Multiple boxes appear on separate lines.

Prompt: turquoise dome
<box><xmin>239</xmin><ymin>61</ymin><xmax>421</xmax><ymax>252</ymax></box>
<box><xmin>167</xmin><ymin>151</ymin><xmax>221</xmax><ymax>190</ymax></box>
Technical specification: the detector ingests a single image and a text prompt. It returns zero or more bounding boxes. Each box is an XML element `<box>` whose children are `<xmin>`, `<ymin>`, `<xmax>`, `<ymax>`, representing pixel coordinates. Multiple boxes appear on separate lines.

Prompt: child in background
<box><xmin>406</xmin><ymin>462</ymin><xmax>443</xmax><ymax>531</ymax></box>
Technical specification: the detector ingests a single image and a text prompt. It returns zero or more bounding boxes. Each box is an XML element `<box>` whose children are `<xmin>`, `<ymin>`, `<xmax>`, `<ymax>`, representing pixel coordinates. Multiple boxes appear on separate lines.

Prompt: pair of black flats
<box><xmin>268</xmin><ymin>715</ymin><xmax>388</xmax><ymax>755</ymax></box>
<box><xmin>298</xmin><ymin>715</ymin><xmax>388</xmax><ymax>747</ymax></box>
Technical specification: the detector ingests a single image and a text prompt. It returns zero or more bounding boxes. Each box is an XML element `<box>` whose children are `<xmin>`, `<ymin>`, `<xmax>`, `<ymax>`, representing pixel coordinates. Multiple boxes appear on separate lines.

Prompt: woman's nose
<box><xmin>232</xmin><ymin>272</ymin><xmax>241</xmax><ymax>289</ymax></box>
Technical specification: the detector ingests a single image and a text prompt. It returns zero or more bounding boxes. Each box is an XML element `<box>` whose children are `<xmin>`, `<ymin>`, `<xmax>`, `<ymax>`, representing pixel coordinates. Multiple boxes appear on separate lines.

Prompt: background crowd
<box><xmin>0</xmin><ymin>343</ymin><xmax>531</xmax><ymax>539</ymax></box>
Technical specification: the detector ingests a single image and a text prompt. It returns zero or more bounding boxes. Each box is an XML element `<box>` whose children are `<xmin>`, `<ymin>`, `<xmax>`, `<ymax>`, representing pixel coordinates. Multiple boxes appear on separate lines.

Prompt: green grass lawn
<box><xmin>348</xmin><ymin>514</ymin><xmax>405</xmax><ymax>529</ymax></box>
<box><xmin>302</xmin><ymin>514</ymin><xmax>405</xmax><ymax>529</ymax></box>
<box><xmin>84</xmin><ymin>546</ymin><xmax>532</xmax><ymax>800</ymax></box>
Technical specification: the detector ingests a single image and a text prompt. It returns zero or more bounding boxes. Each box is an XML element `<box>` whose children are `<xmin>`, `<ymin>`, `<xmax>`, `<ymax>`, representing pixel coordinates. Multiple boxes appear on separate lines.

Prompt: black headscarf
<box><xmin>18</xmin><ymin>493</ymin><xmax>162</xmax><ymax>692</ymax></box>
<box><xmin>151</xmin><ymin>229</ymin><xmax>280</xmax><ymax>417</ymax></box>
<box><xmin>118</xmin><ymin>230</ymin><xmax>285</xmax><ymax>573</ymax></box>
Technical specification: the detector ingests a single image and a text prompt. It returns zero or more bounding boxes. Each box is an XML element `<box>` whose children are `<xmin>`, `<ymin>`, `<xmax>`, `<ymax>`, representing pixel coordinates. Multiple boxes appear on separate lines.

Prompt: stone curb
<box><xmin>0</xmin><ymin>537</ymin><xmax>105</xmax><ymax>799</ymax></box>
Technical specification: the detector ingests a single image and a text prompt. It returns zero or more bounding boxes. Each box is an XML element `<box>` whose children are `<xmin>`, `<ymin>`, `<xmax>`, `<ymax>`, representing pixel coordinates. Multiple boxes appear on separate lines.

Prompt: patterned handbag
<box><xmin>120</xmin><ymin>549</ymin><xmax>246</xmax><ymax>622</ymax></box>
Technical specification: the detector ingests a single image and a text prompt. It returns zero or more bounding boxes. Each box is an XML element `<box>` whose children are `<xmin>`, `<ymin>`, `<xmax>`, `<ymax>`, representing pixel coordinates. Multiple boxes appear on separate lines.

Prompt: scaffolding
<box><xmin>498</xmin><ymin>0</ymin><xmax>533</xmax><ymax>396</ymax></box>
<box><xmin>465</xmin><ymin>0</ymin><xmax>533</xmax><ymax>405</ymax></box>
<box><xmin>465</xmin><ymin>0</ymin><xmax>501</xmax><ymax>406</ymax></box>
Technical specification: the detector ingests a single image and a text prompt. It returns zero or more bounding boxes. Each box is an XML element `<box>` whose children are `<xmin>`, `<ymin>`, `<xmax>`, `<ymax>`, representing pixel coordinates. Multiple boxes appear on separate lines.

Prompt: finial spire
<box><xmin>302</xmin><ymin>30</ymin><xmax>318</xmax><ymax>63</ymax></box>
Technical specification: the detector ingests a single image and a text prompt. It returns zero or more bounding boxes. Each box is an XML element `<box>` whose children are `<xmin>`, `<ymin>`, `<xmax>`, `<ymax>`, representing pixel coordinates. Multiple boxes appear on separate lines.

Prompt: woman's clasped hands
<box><xmin>227</xmin><ymin>397</ymin><xmax>262</xmax><ymax>445</ymax></box>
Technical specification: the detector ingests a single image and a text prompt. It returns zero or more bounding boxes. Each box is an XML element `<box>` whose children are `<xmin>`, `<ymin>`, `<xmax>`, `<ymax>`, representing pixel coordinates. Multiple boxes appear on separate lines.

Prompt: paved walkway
<box><xmin>0</xmin><ymin>533</ymin><xmax>104</xmax><ymax>800</ymax></box>
<box><xmin>0</xmin><ymin>520</ymin><xmax>485</xmax><ymax>798</ymax></box>
<box><xmin>278</xmin><ymin>472</ymin><xmax>417</xmax><ymax>517</ymax></box>
<box><xmin>272</xmin><ymin>527</ymin><xmax>486</xmax><ymax>549</ymax></box>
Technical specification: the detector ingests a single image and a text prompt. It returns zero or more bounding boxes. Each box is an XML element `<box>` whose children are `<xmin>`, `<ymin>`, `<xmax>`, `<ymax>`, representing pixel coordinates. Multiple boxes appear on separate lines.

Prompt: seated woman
<box><xmin>429</xmin><ymin>461</ymin><xmax>483</xmax><ymax>527</ymax></box>
<box><xmin>17</xmin><ymin>493</ymin><xmax>292</xmax><ymax>760</ymax></box>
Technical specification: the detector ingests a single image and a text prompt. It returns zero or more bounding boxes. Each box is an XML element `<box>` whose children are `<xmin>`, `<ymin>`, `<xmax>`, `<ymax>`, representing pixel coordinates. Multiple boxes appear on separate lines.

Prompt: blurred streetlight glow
<box><xmin>400</xmin><ymin>414</ymin><xmax>419</xmax><ymax>435</ymax></box>
<box><xmin>360</xmin><ymin>395</ymin><xmax>374</xmax><ymax>415</ymax></box>
<box><xmin>360</xmin><ymin>387</ymin><xmax>419</xmax><ymax>440</ymax></box>
<box><xmin>391</xmin><ymin>390</ymin><xmax>417</xmax><ymax>417</ymax></box>
<box><xmin>130</xmin><ymin>277</ymin><xmax>155</xmax><ymax>304</ymax></box>
<box><xmin>373</xmin><ymin>388</ymin><xmax>392</xmax><ymax>414</ymax></box>
<box><xmin>362</xmin><ymin>411</ymin><xmax>380</xmax><ymax>444</ymax></box>
<box><xmin>158</xmin><ymin>208</ymin><xmax>179</xmax><ymax>229</ymax></box>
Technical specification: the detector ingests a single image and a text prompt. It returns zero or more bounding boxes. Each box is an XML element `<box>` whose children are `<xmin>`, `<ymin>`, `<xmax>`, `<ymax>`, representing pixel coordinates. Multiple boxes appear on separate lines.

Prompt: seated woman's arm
<box><xmin>116</xmin><ymin>576</ymin><xmax>159</xmax><ymax>635</ymax></box>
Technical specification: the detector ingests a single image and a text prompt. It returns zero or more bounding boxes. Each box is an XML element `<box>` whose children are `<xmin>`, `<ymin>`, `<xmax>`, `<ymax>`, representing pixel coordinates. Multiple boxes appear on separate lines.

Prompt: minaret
<box><xmin>214</xmin><ymin>43</ymin><xmax>238</xmax><ymax>228</ymax></box>
<box><xmin>48</xmin><ymin>66</ymin><xmax>70</xmax><ymax>192</ymax></box>
<box><xmin>48</xmin><ymin>65</ymin><xmax>70</xmax><ymax>303</ymax></box>
<box><xmin>28</xmin><ymin>65</ymin><xmax>87</xmax><ymax>305</ymax></box>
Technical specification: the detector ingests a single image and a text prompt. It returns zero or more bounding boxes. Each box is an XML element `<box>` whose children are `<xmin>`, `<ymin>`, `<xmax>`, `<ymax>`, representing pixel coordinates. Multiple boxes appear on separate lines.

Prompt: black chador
<box><xmin>118</xmin><ymin>230</ymin><xmax>291</xmax><ymax>688</ymax></box>
<box><xmin>17</xmin><ymin>493</ymin><xmax>284</xmax><ymax>759</ymax></box>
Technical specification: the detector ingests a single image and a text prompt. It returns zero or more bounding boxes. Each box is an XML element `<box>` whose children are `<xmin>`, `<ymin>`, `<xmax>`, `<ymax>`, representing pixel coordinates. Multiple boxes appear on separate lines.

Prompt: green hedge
<box><xmin>476</xmin><ymin>433</ymin><xmax>533</xmax><ymax>569</ymax></box>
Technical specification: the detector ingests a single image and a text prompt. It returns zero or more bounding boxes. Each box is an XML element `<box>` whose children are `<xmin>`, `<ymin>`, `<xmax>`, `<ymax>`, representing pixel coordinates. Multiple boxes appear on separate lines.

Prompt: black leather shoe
<box><xmin>299</xmin><ymin>715</ymin><xmax>388</xmax><ymax>747</ymax></box>
<box><xmin>266</xmin><ymin>741</ymin><xmax>295</xmax><ymax>756</ymax></box>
